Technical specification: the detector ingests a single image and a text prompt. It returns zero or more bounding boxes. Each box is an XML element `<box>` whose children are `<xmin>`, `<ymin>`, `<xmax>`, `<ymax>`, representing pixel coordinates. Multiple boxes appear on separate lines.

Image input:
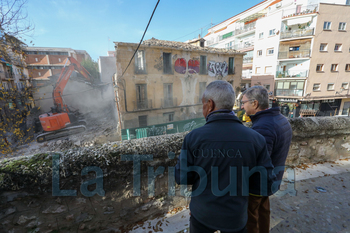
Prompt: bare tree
<box><xmin>0</xmin><ymin>0</ymin><xmax>34</xmax><ymax>40</ymax></box>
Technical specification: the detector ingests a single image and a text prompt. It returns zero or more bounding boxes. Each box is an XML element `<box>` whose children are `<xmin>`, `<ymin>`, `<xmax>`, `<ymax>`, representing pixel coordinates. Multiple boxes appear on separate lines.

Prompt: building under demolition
<box><xmin>114</xmin><ymin>38</ymin><xmax>244</xmax><ymax>139</ymax></box>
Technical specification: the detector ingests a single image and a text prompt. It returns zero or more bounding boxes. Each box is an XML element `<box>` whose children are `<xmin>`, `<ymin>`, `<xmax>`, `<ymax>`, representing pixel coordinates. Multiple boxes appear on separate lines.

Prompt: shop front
<box><xmin>299</xmin><ymin>99</ymin><xmax>342</xmax><ymax>117</ymax></box>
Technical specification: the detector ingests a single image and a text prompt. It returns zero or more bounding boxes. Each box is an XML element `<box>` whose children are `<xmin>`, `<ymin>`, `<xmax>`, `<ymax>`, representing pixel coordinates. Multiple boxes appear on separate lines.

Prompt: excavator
<box><xmin>36</xmin><ymin>57</ymin><xmax>101</xmax><ymax>143</ymax></box>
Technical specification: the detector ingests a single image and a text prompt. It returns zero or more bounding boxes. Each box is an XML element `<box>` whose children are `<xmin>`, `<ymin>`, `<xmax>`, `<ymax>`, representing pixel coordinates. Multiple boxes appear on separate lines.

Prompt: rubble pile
<box><xmin>9</xmin><ymin>109</ymin><xmax>120</xmax><ymax>158</ymax></box>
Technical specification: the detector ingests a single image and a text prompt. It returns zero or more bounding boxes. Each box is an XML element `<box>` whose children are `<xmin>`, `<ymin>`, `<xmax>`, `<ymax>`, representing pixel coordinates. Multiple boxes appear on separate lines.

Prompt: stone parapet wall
<box><xmin>0</xmin><ymin>117</ymin><xmax>349</xmax><ymax>232</ymax></box>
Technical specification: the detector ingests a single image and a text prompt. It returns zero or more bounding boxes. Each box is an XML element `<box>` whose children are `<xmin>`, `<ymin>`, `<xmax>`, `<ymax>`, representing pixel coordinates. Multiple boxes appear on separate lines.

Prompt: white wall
<box><xmin>253</xmin><ymin>10</ymin><xmax>283</xmax><ymax>76</ymax></box>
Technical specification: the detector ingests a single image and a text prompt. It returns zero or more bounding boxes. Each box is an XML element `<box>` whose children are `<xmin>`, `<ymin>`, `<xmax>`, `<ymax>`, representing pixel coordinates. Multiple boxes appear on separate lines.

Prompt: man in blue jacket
<box><xmin>175</xmin><ymin>80</ymin><xmax>276</xmax><ymax>233</ymax></box>
<box><xmin>241</xmin><ymin>86</ymin><xmax>292</xmax><ymax>233</ymax></box>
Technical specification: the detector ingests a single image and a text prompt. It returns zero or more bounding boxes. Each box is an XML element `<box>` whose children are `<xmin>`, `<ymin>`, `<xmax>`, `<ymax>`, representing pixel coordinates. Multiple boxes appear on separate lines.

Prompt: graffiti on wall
<box><xmin>175</xmin><ymin>58</ymin><xmax>186</xmax><ymax>74</ymax></box>
<box><xmin>188</xmin><ymin>59</ymin><xmax>199</xmax><ymax>74</ymax></box>
<box><xmin>148</xmin><ymin>125</ymin><xmax>166</xmax><ymax>136</ymax></box>
<box><xmin>208</xmin><ymin>61</ymin><xmax>228</xmax><ymax>78</ymax></box>
<box><xmin>174</xmin><ymin>58</ymin><xmax>200</xmax><ymax>74</ymax></box>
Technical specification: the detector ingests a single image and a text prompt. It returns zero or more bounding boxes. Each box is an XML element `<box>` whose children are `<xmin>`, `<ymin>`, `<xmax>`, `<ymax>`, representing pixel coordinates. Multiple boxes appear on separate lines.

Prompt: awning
<box><xmin>287</xmin><ymin>16</ymin><xmax>312</xmax><ymax>26</ymax></box>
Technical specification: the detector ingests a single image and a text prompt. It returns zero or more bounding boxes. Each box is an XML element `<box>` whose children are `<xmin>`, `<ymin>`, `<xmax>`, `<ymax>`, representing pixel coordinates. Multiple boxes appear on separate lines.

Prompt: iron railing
<box><xmin>280</xmin><ymin>28</ymin><xmax>314</xmax><ymax>39</ymax></box>
<box><xmin>276</xmin><ymin>70</ymin><xmax>308</xmax><ymax>78</ymax></box>
<box><xmin>243</xmin><ymin>57</ymin><xmax>253</xmax><ymax>64</ymax></box>
<box><xmin>133</xmin><ymin>99</ymin><xmax>152</xmax><ymax>111</ymax></box>
<box><xmin>282</xmin><ymin>4</ymin><xmax>318</xmax><ymax>18</ymax></box>
<box><xmin>235</xmin><ymin>22</ymin><xmax>256</xmax><ymax>36</ymax></box>
<box><xmin>275</xmin><ymin>89</ymin><xmax>304</xmax><ymax>97</ymax></box>
<box><xmin>278</xmin><ymin>49</ymin><xmax>311</xmax><ymax>59</ymax></box>
<box><xmin>161</xmin><ymin>97</ymin><xmax>177</xmax><ymax>108</ymax></box>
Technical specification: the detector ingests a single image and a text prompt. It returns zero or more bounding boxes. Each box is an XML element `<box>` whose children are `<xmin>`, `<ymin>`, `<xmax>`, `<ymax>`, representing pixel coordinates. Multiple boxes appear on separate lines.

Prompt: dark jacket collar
<box><xmin>206</xmin><ymin>109</ymin><xmax>242</xmax><ymax>124</ymax></box>
<box><xmin>250</xmin><ymin>107</ymin><xmax>281</xmax><ymax>122</ymax></box>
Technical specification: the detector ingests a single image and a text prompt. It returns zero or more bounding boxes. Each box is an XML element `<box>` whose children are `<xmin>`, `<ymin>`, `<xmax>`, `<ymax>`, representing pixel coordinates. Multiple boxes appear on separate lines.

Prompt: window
<box><xmin>38</xmin><ymin>72</ymin><xmax>41</xmax><ymax>76</ymax></box>
<box><xmin>316</xmin><ymin>64</ymin><xmax>324</xmax><ymax>72</ymax></box>
<box><xmin>331</xmin><ymin>64</ymin><xmax>338</xmax><ymax>71</ymax></box>
<box><xmin>135</xmin><ymin>50</ymin><xmax>146</xmax><ymax>74</ymax></box>
<box><xmin>163</xmin><ymin>52</ymin><xmax>172</xmax><ymax>74</ymax></box>
<box><xmin>264</xmin><ymin>84</ymin><xmax>270</xmax><ymax>91</ymax></box>
<box><xmin>269</xmin><ymin>29</ymin><xmax>276</xmax><ymax>36</ymax></box>
<box><xmin>138</xmin><ymin>115</ymin><xmax>148</xmax><ymax>127</ymax></box>
<box><xmin>342</xmin><ymin>82</ymin><xmax>349</xmax><ymax>89</ymax></box>
<box><xmin>346</xmin><ymin>64</ymin><xmax>350</xmax><ymax>71</ymax></box>
<box><xmin>257</xmin><ymin>50</ymin><xmax>262</xmax><ymax>56</ymax></box>
<box><xmin>334</xmin><ymin>44</ymin><xmax>342</xmax><ymax>52</ymax></box>
<box><xmin>323</xmin><ymin>21</ymin><xmax>331</xmax><ymax>30</ymax></box>
<box><xmin>58</xmin><ymin>58</ymin><xmax>61</xmax><ymax>62</ymax></box>
<box><xmin>296</xmin><ymin>5</ymin><xmax>302</xmax><ymax>13</ymax></box>
<box><xmin>35</xmin><ymin>58</ymin><xmax>38</xmax><ymax>62</ymax></box>
<box><xmin>163</xmin><ymin>83</ymin><xmax>173</xmax><ymax>107</ymax></box>
<box><xmin>199</xmin><ymin>82</ymin><xmax>206</xmax><ymax>102</ymax></box>
<box><xmin>267</xmin><ymin>48</ymin><xmax>274</xmax><ymax>55</ymax></box>
<box><xmin>136</xmin><ymin>84</ymin><xmax>148</xmax><ymax>109</ymax></box>
<box><xmin>327</xmin><ymin>83</ymin><xmax>335</xmax><ymax>91</ymax></box>
<box><xmin>313</xmin><ymin>83</ymin><xmax>321</xmax><ymax>91</ymax></box>
<box><xmin>228</xmin><ymin>57</ymin><xmax>235</xmax><ymax>74</ymax></box>
<box><xmin>200</xmin><ymin>56</ymin><xmax>207</xmax><ymax>74</ymax></box>
<box><xmin>339</xmin><ymin>22</ymin><xmax>346</xmax><ymax>31</ymax></box>
<box><xmin>256</xmin><ymin>67</ymin><xmax>261</xmax><ymax>74</ymax></box>
<box><xmin>163</xmin><ymin>112</ymin><xmax>174</xmax><ymax>122</ymax></box>
<box><xmin>259</xmin><ymin>32</ymin><xmax>264</xmax><ymax>39</ymax></box>
<box><xmin>265</xmin><ymin>66</ymin><xmax>272</xmax><ymax>74</ymax></box>
<box><xmin>320</xmin><ymin>43</ymin><xmax>327</xmax><ymax>51</ymax></box>
<box><xmin>289</xmin><ymin>46</ymin><xmax>300</xmax><ymax>51</ymax></box>
<box><xmin>275</xmin><ymin>80</ymin><xmax>305</xmax><ymax>96</ymax></box>
<box><xmin>2</xmin><ymin>82</ymin><xmax>9</xmax><ymax>91</ymax></box>
<box><xmin>342</xmin><ymin>101</ymin><xmax>350</xmax><ymax>115</ymax></box>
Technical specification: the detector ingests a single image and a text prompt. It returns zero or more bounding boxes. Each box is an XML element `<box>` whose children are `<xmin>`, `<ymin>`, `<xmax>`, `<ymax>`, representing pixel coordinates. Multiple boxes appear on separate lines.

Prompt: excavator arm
<box><xmin>53</xmin><ymin>57</ymin><xmax>93</xmax><ymax>113</ymax></box>
<box><xmin>36</xmin><ymin>57</ymin><xmax>98</xmax><ymax>142</ymax></box>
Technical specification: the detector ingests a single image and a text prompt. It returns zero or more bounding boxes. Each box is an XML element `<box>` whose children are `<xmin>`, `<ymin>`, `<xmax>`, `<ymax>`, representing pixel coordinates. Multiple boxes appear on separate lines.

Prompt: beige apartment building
<box><xmin>306</xmin><ymin>3</ymin><xmax>350</xmax><ymax>116</ymax></box>
<box><xmin>114</xmin><ymin>38</ymin><xmax>244</xmax><ymax>131</ymax></box>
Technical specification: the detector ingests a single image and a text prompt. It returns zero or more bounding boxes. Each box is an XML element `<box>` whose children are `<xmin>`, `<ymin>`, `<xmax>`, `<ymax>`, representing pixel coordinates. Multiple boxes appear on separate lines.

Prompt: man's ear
<box><xmin>208</xmin><ymin>99</ymin><xmax>215</xmax><ymax>112</ymax></box>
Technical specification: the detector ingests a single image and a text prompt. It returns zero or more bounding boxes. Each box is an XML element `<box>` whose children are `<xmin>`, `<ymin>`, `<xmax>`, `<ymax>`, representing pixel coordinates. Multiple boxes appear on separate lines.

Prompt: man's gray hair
<box><xmin>243</xmin><ymin>86</ymin><xmax>269</xmax><ymax>110</ymax></box>
<box><xmin>202</xmin><ymin>80</ymin><xmax>235</xmax><ymax>110</ymax></box>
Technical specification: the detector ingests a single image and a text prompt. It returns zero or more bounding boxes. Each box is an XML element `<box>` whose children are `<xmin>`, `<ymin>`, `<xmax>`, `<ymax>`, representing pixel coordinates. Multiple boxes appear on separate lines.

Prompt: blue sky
<box><xmin>24</xmin><ymin>0</ymin><xmax>261</xmax><ymax>61</ymax></box>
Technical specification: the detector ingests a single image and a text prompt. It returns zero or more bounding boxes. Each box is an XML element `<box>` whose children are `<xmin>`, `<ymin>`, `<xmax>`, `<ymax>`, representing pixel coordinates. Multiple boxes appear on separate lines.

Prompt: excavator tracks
<box><xmin>36</xmin><ymin>125</ymin><xmax>86</xmax><ymax>143</ymax></box>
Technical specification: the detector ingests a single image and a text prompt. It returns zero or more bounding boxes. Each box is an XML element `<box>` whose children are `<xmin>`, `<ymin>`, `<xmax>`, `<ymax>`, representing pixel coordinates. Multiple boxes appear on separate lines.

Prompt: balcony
<box><xmin>276</xmin><ymin>70</ymin><xmax>308</xmax><ymax>78</ymax></box>
<box><xmin>133</xmin><ymin>99</ymin><xmax>152</xmax><ymax>111</ymax></box>
<box><xmin>275</xmin><ymin>89</ymin><xmax>303</xmax><ymax>97</ymax></box>
<box><xmin>280</xmin><ymin>28</ymin><xmax>314</xmax><ymax>39</ymax></box>
<box><xmin>161</xmin><ymin>97</ymin><xmax>177</xmax><ymax>108</ymax></box>
<box><xmin>282</xmin><ymin>4</ymin><xmax>318</xmax><ymax>19</ymax></box>
<box><xmin>234</xmin><ymin>41</ymin><xmax>254</xmax><ymax>50</ymax></box>
<box><xmin>235</xmin><ymin>22</ymin><xmax>256</xmax><ymax>36</ymax></box>
<box><xmin>278</xmin><ymin>49</ymin><xmax>310</xmax><ymax>59</ymax></box>
<box><xmin>243</xmin><ymin>56</ymin><xmax>253</xmax><ymax>64</ymax></box>
<box><xmin>219</xmin><ymin>31</ymin><xmax>235</xmax><ymax>41</ymax></box>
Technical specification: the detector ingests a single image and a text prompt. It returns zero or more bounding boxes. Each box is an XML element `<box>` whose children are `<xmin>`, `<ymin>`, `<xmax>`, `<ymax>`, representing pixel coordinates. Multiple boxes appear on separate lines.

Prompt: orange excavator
<box><xmin>36</xmin><ymin>57</ymin><xmax>100</xmax><ymax>143</ymax></box>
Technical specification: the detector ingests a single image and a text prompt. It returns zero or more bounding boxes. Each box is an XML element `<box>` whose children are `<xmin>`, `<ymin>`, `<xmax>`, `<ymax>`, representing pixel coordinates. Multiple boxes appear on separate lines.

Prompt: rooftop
<box><xmin>115</xmin><ymin>38</ymin><xmax>244</xmax><ymax>55</ymax></box>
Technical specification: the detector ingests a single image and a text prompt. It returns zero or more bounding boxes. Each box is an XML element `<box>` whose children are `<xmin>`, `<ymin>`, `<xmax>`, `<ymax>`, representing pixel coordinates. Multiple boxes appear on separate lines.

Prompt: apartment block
<box><xmin>23</xmin><ymin>47</ymin><xmax>91</xmax><ymax>86</ymax></box>
<box><xmin>0</xmin><ymin>34</ymin><xmax>34</xmax><ymax>136</ymax></box>
<box><xmin>205</xmin><ymin>0</ymin><xmax>350</xmax><ymax>116</ymax></box>
<box><xmin>114</xmin><ymin>38</ymin><xmax>244</xmax><ymax>135</ymax></box>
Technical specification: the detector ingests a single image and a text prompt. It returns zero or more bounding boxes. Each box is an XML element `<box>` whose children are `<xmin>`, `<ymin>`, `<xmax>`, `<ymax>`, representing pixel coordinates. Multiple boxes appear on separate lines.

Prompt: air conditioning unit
<box><xmin>276</xmin><ymin>2</ymin><xmax>282</xmax><ymax>8</ymax></box>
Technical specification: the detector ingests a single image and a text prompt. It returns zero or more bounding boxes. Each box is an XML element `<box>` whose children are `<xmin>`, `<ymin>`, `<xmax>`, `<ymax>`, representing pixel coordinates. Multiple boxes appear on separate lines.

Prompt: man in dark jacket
<box><xmin>241</xmin><ymin>86</ymin><xmax>293</xmax><ymax>233</ymax></box>
<box><xmin>175</xmin><ymin>80</ymin><xmax>275</xmax><ymax>233</ymax></box>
